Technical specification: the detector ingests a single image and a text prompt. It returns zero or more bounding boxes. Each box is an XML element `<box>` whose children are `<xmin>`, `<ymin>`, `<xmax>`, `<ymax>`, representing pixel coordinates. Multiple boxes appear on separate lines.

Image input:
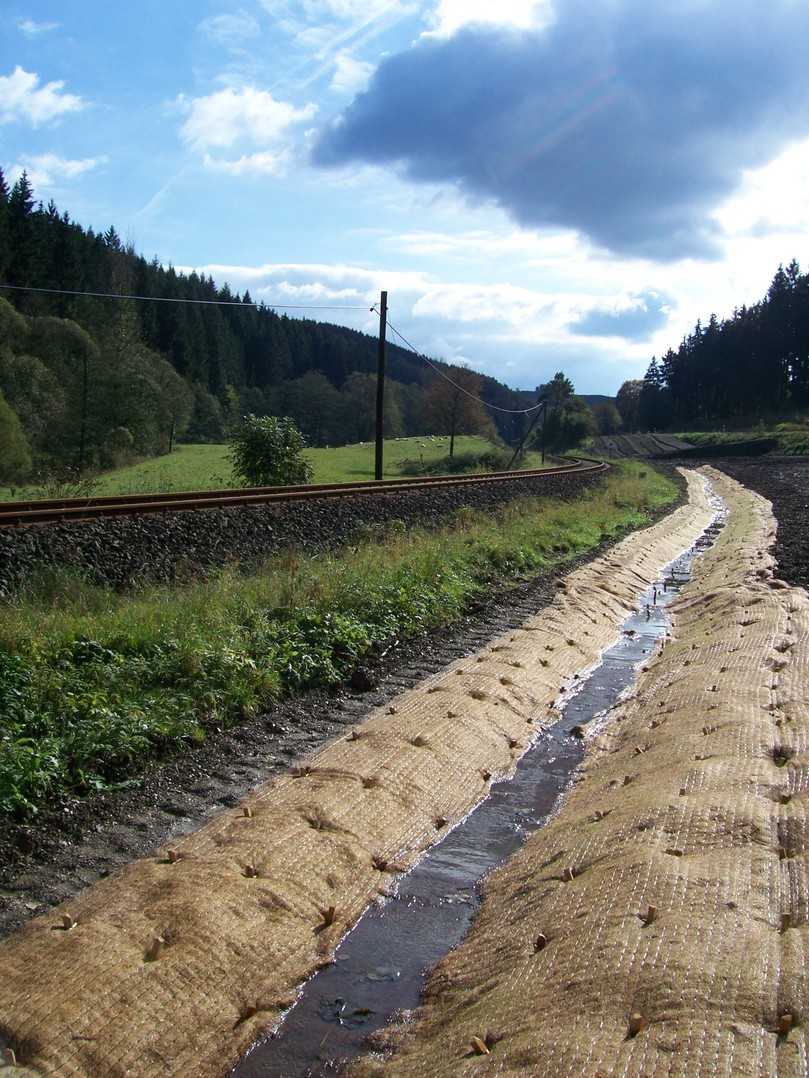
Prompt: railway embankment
<box><xmin>0</xmin><ymin>466</ymin><xmax>604</xmax><ymax>598</ymax></box>
<box><xmin>349</xmin><ymin>466</ymin><xmax>809</xmax><ymax>1076</ymax></box>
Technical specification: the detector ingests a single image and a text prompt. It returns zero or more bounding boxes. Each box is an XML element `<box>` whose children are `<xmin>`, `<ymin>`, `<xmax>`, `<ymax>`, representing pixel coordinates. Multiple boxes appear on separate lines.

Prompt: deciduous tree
<box><xmin>424</xmin><ymin>367</ymin><xmax>495</xmax><ymax>456</ymax></box>
<box><xmin>0</xmin><ymin>389</ymin><xmax>31</xmax><ymax>484</ymax></box>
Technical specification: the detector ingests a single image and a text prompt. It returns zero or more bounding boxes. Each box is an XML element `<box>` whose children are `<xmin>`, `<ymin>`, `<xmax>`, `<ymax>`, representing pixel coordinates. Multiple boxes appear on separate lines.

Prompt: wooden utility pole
<box><xmin>374</xmin><ymin>290</ymin><xmax>388</xmax><ymax>480</ymax></box>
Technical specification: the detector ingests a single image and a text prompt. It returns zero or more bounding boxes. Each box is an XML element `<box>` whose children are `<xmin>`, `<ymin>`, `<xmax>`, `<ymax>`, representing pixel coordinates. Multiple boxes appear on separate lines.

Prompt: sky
<box><xmin>2</xmin><ymin>0</ymin><xmax>809</xmax><ymax>394</ymax></box>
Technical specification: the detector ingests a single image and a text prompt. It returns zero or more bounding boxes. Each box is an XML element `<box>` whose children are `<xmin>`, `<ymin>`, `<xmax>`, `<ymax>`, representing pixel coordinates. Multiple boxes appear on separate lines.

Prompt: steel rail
<box><xmin>0</xmin><ymin>458</ymin><xmax>607</xmax><ymax>528</ymax></box>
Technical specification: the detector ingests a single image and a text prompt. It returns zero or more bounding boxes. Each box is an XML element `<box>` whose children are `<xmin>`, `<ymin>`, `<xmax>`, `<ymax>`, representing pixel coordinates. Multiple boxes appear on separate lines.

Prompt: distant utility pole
<box><xmin>374</xmin><ymin>290</ymin><xmax>388</xmax><ymax>481</ymax></box>
<box><xmin>507</xmin><ymin>399</ymin><xmax>546</xmax><ymax>469</ymax></box>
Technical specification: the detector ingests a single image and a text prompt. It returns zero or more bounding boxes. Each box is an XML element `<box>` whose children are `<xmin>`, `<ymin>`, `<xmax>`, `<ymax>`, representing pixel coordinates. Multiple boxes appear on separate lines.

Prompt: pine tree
<box><xmin>7</xmin><ymin>172</ymin><xmax>38</xmax><ymax>293</ymax></box>
<box><xmin>0</xmin><ymin>166</ymin><xmax>9</xmax><ymax>281</ymax></box>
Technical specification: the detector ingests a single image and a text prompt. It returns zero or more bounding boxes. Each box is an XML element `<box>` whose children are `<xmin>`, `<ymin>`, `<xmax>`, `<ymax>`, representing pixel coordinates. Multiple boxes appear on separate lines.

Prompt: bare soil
<box><xmin>714</xmin><ymin>457</ymin><xmax>809</xmax><ymax>591</ymax></box>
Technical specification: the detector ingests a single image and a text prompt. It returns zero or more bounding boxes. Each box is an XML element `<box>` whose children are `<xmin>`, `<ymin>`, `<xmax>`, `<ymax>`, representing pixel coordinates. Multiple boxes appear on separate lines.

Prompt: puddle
<box><xmin>233</xmin><ymin>495</ymin><xmax>726</xmax><ymax>1078</ymax></box>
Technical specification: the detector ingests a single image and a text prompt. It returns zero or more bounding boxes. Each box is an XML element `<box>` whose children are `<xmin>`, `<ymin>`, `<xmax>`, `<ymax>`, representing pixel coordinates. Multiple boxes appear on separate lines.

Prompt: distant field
<box><xmin>586</xmin><ymin>425</ymin><xmax>809</xmax><ymax>459</ymax></box>
<box><xmin>586</xmin><ymin>433</ymin><xmax>692</xmax><ymax>458</ymax></box>
<box><xmin>2</xmin><ymin>436</ymin><xmax>547</xmax><ymax>501</ymax></box>
<box><xmin>676</xmin><ymin>428</ymin><xmax>809</xmax><ymax>455</ymax></box>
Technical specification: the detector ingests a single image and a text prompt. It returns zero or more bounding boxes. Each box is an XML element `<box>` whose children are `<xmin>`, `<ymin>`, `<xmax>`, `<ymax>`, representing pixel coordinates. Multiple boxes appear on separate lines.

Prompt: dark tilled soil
<box><xmin>0</xmin><ymin>471</ymin><xmax>683</xmax><ymax>939</ymax></box>
<box><xmin>713</xmin><ymin>457</ymin><xmax>809</xmax><ymax>591</ymax></box>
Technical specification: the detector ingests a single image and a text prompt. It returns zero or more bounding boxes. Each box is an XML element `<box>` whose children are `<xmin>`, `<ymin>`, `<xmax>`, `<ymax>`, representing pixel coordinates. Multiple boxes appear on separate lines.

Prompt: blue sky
<box><xmin>2</xmin><ymin>1</ymin><xmax>809</xmax><ymax>393</ymax></box>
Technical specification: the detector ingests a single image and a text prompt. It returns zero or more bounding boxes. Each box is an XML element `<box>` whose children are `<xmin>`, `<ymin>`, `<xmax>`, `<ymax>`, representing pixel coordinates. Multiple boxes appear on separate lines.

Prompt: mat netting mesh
<box><xmin>349</xmin><ymin>467</ymin><xmax>809</xmax><ymax>1078</ymax></box>
<box><xmin>0</xmin><ymin>473</ymin><xmax>714</xmax><ymax>1077</ymax></box>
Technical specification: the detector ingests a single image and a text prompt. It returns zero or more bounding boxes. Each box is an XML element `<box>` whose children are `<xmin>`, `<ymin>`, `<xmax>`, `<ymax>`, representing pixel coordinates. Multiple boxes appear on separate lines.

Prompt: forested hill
<box><xmin>0</xmin><ymin>169</ymin><xmax>528</xmax><ymax>474</ymax></box>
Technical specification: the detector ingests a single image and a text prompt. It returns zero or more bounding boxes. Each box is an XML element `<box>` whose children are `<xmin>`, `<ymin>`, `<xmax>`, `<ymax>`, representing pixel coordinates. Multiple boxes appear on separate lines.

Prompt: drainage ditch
<box><xmin>233</xmin><ymin>498</ymin><xmax>726</xmax><ymax>1078</ymax></box>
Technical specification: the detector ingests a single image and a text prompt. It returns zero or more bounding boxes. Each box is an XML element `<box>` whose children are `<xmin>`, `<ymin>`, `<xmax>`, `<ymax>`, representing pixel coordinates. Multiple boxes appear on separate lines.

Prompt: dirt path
<box><xmin>0</xmin><ymin>474</ymin><xmax>713</xmax><ymax>1078</ymax></box>
<box><xmin>348</xmin><ymin>466</ymin><xmax>807</xmax><ymax>1077</ymax></box>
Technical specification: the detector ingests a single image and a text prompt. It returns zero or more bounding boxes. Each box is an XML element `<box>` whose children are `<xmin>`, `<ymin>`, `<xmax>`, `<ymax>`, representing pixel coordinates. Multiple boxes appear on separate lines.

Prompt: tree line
<box><xmin>0</xmin><ymin>170</ymin><xmax>537</xmax><ymax>481</ymax></box>
<box><xmin>616</xmin><ymin>261</ymin><xmax>809</xmax><ymax>432</ymax></box>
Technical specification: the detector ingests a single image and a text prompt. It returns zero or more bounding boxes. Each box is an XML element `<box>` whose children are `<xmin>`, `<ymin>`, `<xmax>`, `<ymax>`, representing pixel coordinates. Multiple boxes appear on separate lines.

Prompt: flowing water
<box><xmin>234</xmin><ymin>501</ymin><xmax>726</xmax><ymax>1077</ymax></box>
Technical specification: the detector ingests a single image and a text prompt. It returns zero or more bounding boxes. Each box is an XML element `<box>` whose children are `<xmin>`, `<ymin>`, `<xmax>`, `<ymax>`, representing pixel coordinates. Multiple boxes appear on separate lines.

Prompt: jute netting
<box><xmin>349</xmin><ymin>466</ymin><xmax>809</xmax><ymax>1078</ymax></box>
<box><xmin>0</xmin><ymin>473</ymin><xmax>714</xmax><ymax>1077</ymax></box>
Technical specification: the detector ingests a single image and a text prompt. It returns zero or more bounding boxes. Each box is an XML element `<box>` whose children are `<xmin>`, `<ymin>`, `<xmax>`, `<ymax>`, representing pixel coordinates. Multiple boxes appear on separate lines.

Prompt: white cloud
<box><xmin>202</xmin><ymin>150</ymin><xmax>288</xmax><ymax>176</ymax></box>
<box><xmin>284</xmin><ymin>0</ymin><xmax>399</xmax><ymax>18</ymax></box>
<box><xmin>0</xmin><ymin>66</ymin><xmax>85</xmax><ymax>126</ymax></box>
<box><xmin>177</xmin><ymin>86</ymin><xmax>316</xmax><ymax>153</ymax></box>
<box><xmin>412</xmin><ymin>281</ymin><xmax>552</xmax><ymax>325</ymax></box>
<box><xmin>387</xmin><ymin>228</ymin><xmax>552</xmax><ymax>259</ymax></box>
<box><xmin>714</xmin><ymin>136</ymin><xmax>809</xmax><ymax>240</ymax></box>
<box><xmin>198</xmin><ymin>11</ymin><xmax>260</xmax><ymax>45</ymax></box>
<box><xmin>16</xmin><ymin>17</ymin><xmax>60</xmax><ymax>36</ymax></box>
<box><xmin>330</xmin><ymin>52</ymin><xmax>374</xmax><ymax>95</ymax></box>
<box><xmin>424</xmin><ymin>0</ymin><xmax>553</xmax><ymax>37</ymax></box>
<box><xmin>8</xmin><ymin>153</ymin><xmax>106</xmax><ymax>189</ymax></box>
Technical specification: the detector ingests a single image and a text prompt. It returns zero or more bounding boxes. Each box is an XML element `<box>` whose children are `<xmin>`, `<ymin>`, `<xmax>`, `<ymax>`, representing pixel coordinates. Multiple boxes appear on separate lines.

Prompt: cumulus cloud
<box><xmin>8</xmin><ymin>153</ymin><xmax>106</xmax><ymax>188</ymax></box>
<box><xmin>178</xmin><ymin>86</ymin><xmax>315</xmax><ymax>152</ymax></box>
<box><xmin>0</xmin><ymin>66</ymin><xmax>84</xmax><ymax>126</ymax></box>
<box><xmin>330</xmin><ymin>52</ymin><xmax>374</xmax><ymax>95</ymax></box>
<box><xmin>571</xmin><ymin>290</ymin><xmax>674</xmax><ymax>339</ymax></box>
<box><xmin>202</xmin><ymin>150</ymin><xmax>288</xmax><ymax>176</ymax></box>
<box><xmin>424</xmin><ymin>0</ymin><xmax>552</xmax><ymax>37</ymax></box>
<box><xmin>16</xmin><ymin>18</ymin><xmax>60</xmax><ymax>36</ymax></box>
<box><xmin>314</xmin><ymin>0</ymin><xmax>809</xmax><ymax>260</ymax></box>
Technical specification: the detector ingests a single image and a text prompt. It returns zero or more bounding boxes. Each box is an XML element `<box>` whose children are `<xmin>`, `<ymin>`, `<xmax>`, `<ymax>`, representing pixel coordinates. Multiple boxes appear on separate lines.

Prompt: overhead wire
<box><xmin>0</xmin><ymin>283</ymin><xmax>371</xmax><ymax>311</ymax></box>
<box><xmin>377</xmin><ymin>311</ymin><xmax>546</xmax><ymax>415</ymax></box>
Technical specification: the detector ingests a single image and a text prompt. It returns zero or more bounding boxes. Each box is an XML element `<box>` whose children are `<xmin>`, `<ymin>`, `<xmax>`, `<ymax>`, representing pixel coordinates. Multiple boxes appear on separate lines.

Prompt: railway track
<box><xmin>0</xmin><ymin>458</ymin><xmax>607</xmax><ymax>527</ymax></box>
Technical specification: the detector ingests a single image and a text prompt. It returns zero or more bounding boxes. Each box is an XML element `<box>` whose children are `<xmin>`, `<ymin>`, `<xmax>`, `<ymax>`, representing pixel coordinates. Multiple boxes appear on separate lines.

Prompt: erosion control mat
<box><xmin>349</xmin><ymin>465</ymin><xmax>808</xmax><ymax>1078</ymax></box>
<box><xmin>0</xmin><ymin>474</ymin><xmax>713</xmax><ymax>1078</ymax></box>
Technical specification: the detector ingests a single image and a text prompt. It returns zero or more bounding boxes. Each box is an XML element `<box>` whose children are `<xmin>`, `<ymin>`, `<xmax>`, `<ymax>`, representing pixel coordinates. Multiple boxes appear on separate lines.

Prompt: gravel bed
<box><xmin>0</xmin><ymin>470</ymin><xmax>602</xmax><ymax>597</ymax></box>
<box><xmin>0</xmin><ymin>466</ymin><xmax>676</xmax><ymax>939</ymax></box>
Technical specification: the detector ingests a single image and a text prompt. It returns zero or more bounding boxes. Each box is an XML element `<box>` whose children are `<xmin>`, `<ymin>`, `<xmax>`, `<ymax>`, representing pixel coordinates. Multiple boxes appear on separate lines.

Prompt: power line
<box><xmin>380</xmin><ymin>314</ymin><xmax>545</xmax><ymax>415</ymax></box>
<box><xmin>0</xmin><ymin>283</ymin><xmax>371</xmax><ymax>311</ymax></box>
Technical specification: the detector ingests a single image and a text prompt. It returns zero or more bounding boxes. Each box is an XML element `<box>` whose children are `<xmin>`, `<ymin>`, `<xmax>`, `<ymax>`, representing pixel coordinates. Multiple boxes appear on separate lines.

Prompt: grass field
<box><xmin>1</xmin><ymin>436</ymin><xmax>547</xmax><ymax>501</ymax></box>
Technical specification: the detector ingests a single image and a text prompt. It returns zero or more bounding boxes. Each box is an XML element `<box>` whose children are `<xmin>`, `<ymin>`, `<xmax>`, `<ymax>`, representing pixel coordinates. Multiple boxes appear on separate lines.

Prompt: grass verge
<box><xmin>0</xmin><ymin>461</ymin><xmax>676</xmax><ymax>817</ymax></box>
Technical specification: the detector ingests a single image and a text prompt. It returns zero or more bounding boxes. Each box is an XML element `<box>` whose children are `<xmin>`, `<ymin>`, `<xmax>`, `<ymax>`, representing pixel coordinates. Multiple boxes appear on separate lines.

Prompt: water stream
<box><xmin>234</xmin><ymin>498</ymin><xmax>726</xmax><ymax>1077</ymax></box>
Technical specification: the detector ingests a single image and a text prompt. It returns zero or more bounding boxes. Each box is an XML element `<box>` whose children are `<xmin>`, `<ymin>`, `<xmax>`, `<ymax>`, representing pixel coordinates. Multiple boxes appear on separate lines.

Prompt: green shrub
<box><xmin>229</xmin><ymin>414</ymin><xmax>314</xmax><ymax>487</ymax></box>
<box><xmin>399</xmin><ymin>447</ymin><xmax>513</xmax><ymax>476</ymax></box>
